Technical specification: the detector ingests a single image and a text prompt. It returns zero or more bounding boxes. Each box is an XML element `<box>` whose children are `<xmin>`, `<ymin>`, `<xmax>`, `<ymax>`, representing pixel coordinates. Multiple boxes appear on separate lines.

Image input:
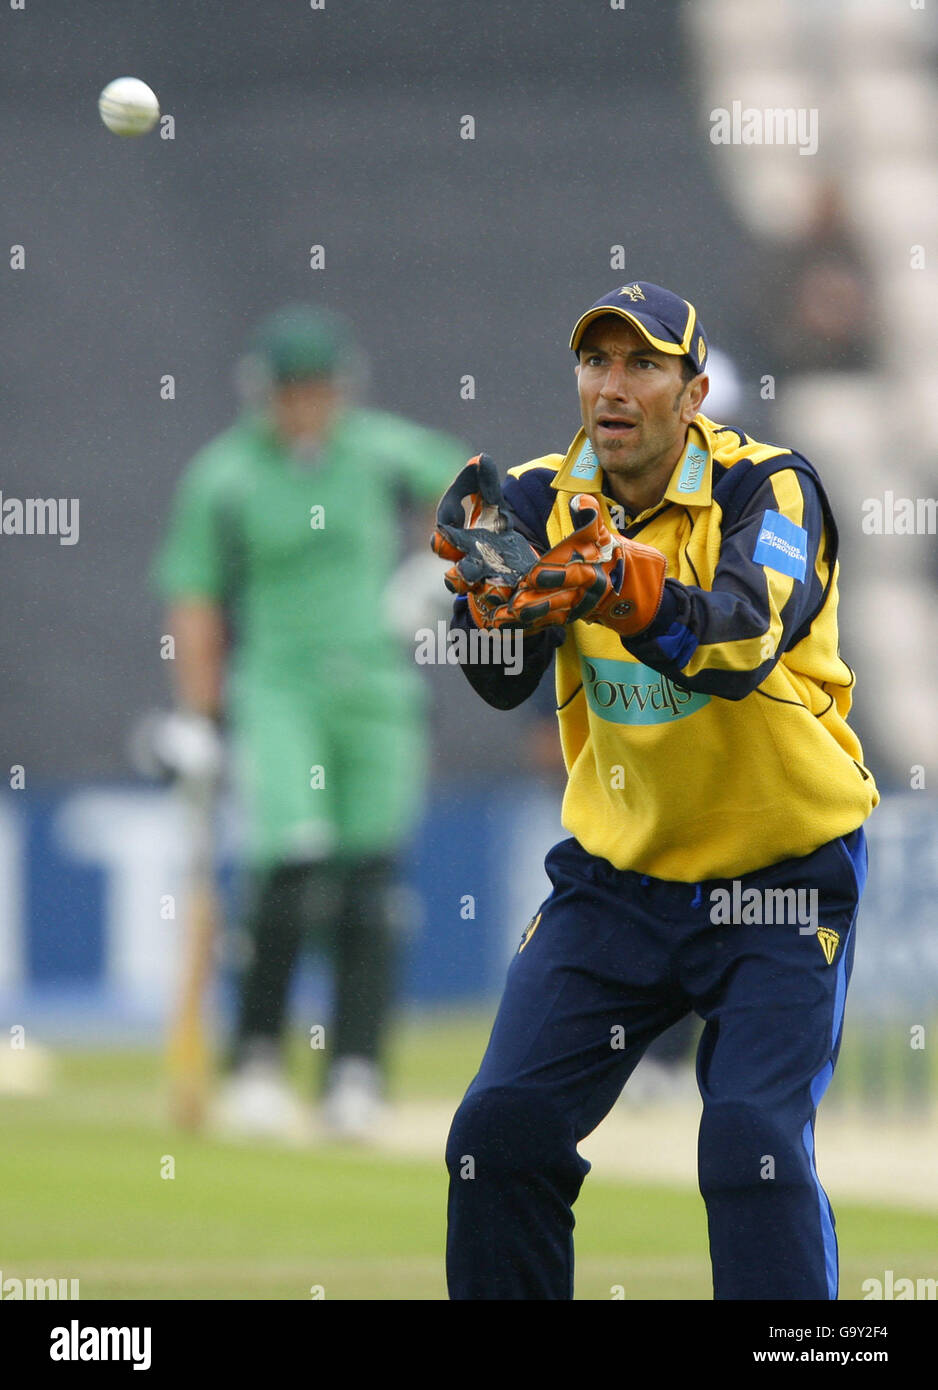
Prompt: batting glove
<box><xmin>128</xmin><ymin>709</ymin><xmax>225</xmax><ymax>794</ymax></box>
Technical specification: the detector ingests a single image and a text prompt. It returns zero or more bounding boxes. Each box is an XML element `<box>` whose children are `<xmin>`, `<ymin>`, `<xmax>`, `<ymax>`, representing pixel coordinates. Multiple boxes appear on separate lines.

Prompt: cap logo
<box><xmin>697</xmin><ymin>335</ymin><xmax>706</xmax><ymax>364</ymax></box>
<box><xmin>618</xmin><ymin>284</ymin><xmax>645</xmax><ymax>302</ymax></box>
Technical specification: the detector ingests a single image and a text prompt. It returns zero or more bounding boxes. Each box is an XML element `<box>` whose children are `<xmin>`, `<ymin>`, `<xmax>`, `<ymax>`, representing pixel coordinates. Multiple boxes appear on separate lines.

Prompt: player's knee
<box><xmin>446</xmin><ymin>1085</ymin><xmax>584</xmax><ymax>1185</ymax></box>
<box><xmin>698</xmin><ymin>1098</ymin><xmax>808</xmax><ymax>1196</ymax></box>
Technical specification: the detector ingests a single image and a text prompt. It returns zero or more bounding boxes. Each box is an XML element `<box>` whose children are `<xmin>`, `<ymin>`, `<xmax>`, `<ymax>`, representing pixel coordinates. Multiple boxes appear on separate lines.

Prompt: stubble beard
<box><xmin>591</xmin><ymin>433</ymin><xmax>658</xmax><ymax>483</ymax></box>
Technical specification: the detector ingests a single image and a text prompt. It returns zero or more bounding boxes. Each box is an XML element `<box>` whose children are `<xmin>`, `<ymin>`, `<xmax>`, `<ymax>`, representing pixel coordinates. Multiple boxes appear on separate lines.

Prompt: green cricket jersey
<box><xmin>154</xmin><ymin>405</ymin><xmax>467</xmax><ymax>683</ymax></box>
<box><xmin>153</xmin><ymin>405</ymin><xmax>467</xmax><ymax>864</ymax></box>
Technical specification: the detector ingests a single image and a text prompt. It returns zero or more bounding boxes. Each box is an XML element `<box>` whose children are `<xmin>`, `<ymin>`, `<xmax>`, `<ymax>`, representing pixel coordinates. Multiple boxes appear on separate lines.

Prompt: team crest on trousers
<box><xmin>816</xmin><ymin>927</ymin><xmax>840</xmax><ymax>965</ymax></box>
<box><xmin>519</xmin><ymin>912</ymin><xmax>542</xmax><ymax>953</ymax></box>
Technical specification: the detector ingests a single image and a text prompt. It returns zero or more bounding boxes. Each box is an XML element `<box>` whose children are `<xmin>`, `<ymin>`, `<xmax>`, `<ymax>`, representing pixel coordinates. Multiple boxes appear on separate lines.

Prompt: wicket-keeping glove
<box><xmin>430</xmin><ymin>453</ymin><xmax>539</xmax><ymax>624</ymax></box>
<box><xmin>488</xmin><ymin>495</ymin><xmax>666</xmax><ymax>637</ymax></box>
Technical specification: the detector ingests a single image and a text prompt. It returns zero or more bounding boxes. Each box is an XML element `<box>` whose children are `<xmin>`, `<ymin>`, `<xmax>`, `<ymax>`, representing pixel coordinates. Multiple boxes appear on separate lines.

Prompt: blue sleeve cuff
<box><xmin>642</xmin><ymin>582</ymin><xmax>680</xmax><ymax>638</ymax></box>
<box><xmin>622</xmin><ymin>583</ymin><xmax>699</xmax><ymax>668</ymax></box>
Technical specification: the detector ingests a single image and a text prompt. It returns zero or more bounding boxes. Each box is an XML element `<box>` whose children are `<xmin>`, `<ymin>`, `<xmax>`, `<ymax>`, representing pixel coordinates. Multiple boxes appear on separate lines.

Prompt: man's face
<box><xmin>575</xmin><ymin>317</ymin><xmax>707</xmax><ymax>481</ymax></box>
<box><xmin>270</xmin><ymin>376</ymin><xmax>345</xmax><ymax>450</ymax></box>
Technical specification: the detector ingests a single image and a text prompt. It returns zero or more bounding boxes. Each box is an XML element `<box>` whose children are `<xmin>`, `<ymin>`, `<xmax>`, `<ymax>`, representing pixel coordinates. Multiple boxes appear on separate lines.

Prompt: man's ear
<box><xmin>681</xmin><ymin>373</ymin><xmax>709</xmax><ymax>423</ymax></box>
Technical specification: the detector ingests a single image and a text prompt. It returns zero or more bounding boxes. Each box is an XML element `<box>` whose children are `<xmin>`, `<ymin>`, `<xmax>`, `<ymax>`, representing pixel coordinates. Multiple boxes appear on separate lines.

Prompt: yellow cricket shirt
<box><xmin>454</xmin><ymin>413</ymin><xmax>878</xmax><ymax>880</ymax></box>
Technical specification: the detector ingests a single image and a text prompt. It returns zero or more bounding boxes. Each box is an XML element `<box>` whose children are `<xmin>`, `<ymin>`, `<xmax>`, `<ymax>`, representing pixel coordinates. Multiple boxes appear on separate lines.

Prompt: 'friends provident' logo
<box><xmin>752</xmin><ymin>510</ymin><xmax>808</xmax><ymax>582</ymax></box>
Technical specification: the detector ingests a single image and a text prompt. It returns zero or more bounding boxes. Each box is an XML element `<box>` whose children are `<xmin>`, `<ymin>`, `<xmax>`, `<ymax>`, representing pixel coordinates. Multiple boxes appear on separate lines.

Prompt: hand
<box><xmin>487</xmin><ymin>495</ymin><xmax>666</xmax><ymax>637</ymax></box>
<box><xmin>430</xmin><ymin>453</ymin><xmax>539</xmax><ymax>624</ymax></box>
<box><xmin>128</xmin><ymin>709</ymin><xmax>225</xmax><ymax>798</ymax></box>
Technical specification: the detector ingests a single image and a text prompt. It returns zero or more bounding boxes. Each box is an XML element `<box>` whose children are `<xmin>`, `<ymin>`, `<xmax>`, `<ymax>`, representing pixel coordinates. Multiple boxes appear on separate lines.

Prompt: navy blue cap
<box><xmin>569</xmin><ymin>282</ymin><xmax>708</xmax><ymax>374</ymax></box>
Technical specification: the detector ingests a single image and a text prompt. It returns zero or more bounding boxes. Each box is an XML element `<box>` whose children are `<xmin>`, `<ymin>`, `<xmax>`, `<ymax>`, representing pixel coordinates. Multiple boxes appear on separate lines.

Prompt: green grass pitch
<box><xmin>1</xmin><ymin>1012</ymin><xmax>934</xmax><ymax>1300</ymax></box>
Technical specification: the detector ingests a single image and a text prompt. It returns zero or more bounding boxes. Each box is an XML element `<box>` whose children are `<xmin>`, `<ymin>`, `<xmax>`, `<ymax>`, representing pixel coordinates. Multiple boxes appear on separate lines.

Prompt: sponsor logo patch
<box><xmin>571</xmin><ymin>440</ymin><xmax>600</xmax><ymax>480</ymax></box>
<box><xmin>752</xmin><ymin>509</ymin><xmax>808</xmax><ymax>582</ymax></box>
<box><xmin>581</xmin><ymin>655</ymin><xmax>710</xmax><ymax>725</ymax></box>
<box><xmin>676</xmin><ymin>443</ymin><xmax>708</xmax><ymax>494</ymax></box>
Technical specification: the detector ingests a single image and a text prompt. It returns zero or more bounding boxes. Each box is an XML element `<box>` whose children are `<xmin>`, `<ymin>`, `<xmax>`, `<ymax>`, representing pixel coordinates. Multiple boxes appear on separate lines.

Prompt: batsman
<box><xmin>154</xmin><ymin>303</ymin><xmax>467</xmax><ymax>1138</ymax></box>
<box><xmin>434</xmin><ymin>282</ymin><xmax>878</xmax><ymax>1299</ymax></box>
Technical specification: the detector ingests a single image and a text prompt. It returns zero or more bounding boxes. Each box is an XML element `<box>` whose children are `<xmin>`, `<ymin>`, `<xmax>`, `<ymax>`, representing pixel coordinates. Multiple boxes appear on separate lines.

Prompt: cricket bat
<box><xmin>167</xmin><ymin>783</ymin><xmax>218</xmax><ymax>1131</ymax></box>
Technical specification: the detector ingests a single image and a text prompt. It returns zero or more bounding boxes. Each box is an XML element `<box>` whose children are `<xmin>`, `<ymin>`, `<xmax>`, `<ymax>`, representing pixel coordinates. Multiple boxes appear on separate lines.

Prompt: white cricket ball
<box><xmin>98</xmin><ymin>76</ymin><xmax>160</xmax><ymax>137</ymax></box>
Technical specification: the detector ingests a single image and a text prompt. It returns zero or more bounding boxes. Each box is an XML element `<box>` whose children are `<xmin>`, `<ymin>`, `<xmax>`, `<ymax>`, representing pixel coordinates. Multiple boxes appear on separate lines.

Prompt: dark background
<box><xmin>1</xmin><ymin>0</ymin><xmax>763</xmax><ymax>777</ymax></box>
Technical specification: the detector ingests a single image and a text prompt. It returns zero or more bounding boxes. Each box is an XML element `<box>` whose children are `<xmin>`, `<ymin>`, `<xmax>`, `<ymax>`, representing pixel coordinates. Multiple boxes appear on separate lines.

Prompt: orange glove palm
<box><xmin>488</xmin><ymin>496</ymin><xmax>666</xmax><ymax>637</ymax></box>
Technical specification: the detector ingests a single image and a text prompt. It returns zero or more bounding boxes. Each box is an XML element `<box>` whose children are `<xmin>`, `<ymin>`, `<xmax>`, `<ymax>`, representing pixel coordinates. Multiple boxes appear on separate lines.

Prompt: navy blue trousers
<box><xmin>446</xmin><ymin>829</ymin><xmax>867</xmax><ymax>1300</ymax></box>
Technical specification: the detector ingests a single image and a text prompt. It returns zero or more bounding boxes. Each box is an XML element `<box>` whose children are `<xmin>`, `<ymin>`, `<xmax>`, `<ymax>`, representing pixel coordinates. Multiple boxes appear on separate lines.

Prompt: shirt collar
<box><xmin>551</xmin><ymin>419</ymin><xmax>713</xmax><ymax>512</ymax></box>
<box><xmin>662</xmin><ymin>419</ymin><xmax>712</xmax><ymax>507</ymax></box>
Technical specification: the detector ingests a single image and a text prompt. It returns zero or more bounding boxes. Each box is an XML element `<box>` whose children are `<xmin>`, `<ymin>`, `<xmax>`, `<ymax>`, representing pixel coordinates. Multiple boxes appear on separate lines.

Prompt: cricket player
<box><xmin>433</xmin><ymin>282</ymin><xmax>878</xmax><ymax>1299</ymax></box>
<box><xmin>154</xmin><ymin>303</ymin><xmax>468</xmax><ymax>1138</ymax></box>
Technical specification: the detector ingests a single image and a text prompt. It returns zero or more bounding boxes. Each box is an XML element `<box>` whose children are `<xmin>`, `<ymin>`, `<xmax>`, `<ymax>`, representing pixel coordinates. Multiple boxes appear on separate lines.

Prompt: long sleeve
<box><xmin>625</xmin><ymin>466</ymin><xmax>830</xmax><ymax>700</ymax></box>
<box><xmin>450</xmin><ymin>596</ymin><xmax>563</xmax><ymax>709</ymax></box>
